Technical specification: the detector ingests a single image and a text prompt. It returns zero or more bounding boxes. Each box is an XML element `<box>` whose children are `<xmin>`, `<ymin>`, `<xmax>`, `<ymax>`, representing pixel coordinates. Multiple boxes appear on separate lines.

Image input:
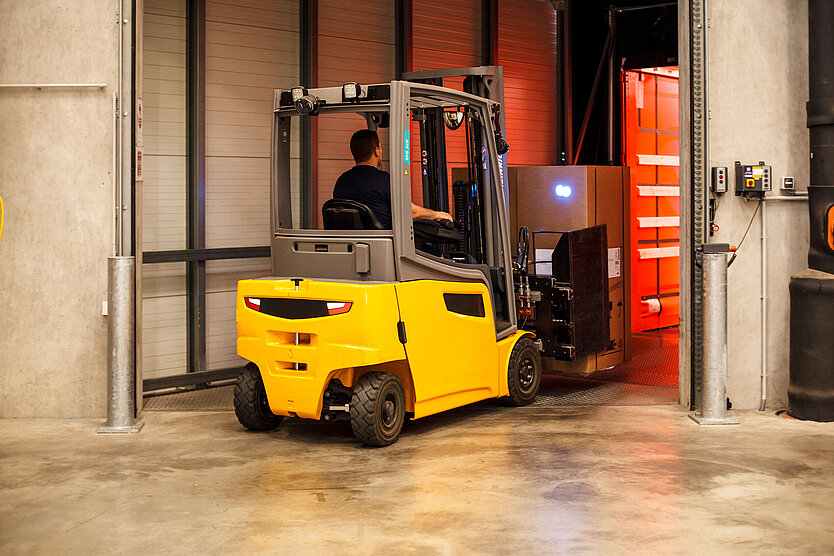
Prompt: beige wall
<box><xmin>0</xmin><ymin>0</ymin><xmax>119</xmax><ymax>417</ymax></box>
<box><xmin>706</xmin><ymin>0</ymin><xmax>809</xmax><ymax>409</ymax></box>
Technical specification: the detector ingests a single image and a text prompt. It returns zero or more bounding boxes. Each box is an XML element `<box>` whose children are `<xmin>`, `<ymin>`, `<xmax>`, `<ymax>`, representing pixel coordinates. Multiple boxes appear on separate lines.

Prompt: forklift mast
<box><xmin>404</xmin><ymin>67</ymin><xmax>611</xmax><ymax>364</ymax></box>
<box><xmin>402</xmin><ymin>66</ymin><xmax>510</xmax><ymax>220</ymax></box>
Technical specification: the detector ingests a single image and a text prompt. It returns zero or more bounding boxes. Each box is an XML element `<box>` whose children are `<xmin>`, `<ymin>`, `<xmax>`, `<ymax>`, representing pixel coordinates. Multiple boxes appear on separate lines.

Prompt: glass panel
<box><xmin>409</xmin><ymin>104</ymin><xmax>487</xmax><ymax>262</ymax></box>
<box><xmin>280</xmin><ymin>110</ymin><xmax>391</xmax><ymax>230</ymax></box>
<box><xmin>316</xmin><ymin>113</ymin><xmax>391</xmax><ymax>227</ymax></box>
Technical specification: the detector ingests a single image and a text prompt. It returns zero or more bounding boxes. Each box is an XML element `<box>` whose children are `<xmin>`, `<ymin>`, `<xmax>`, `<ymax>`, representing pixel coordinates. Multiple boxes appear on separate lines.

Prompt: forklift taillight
<box><xmin>326</xmin><ymin>302</ymin><xmax>352</xmax><ymax>316</ymax></box>
<box><xmin>244</xmin><ymin>297</ymin><xmax>351</xmax><ymax>317</ymax></box>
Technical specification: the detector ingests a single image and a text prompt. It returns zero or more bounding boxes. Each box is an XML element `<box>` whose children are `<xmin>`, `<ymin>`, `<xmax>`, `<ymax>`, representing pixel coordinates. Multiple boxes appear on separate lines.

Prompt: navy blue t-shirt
<box><xmin>332</xmin><ymin>165</ymin><xmax>392</xmax><ymax>228</ymax></box>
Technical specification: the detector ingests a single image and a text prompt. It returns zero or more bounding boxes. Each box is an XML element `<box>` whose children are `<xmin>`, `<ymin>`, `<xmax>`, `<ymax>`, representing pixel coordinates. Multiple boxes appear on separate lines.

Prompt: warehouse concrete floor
<box><xmin>2</xmin><ymin>404</ymin><xmax>834</xmax><ymax>555</ymax></box>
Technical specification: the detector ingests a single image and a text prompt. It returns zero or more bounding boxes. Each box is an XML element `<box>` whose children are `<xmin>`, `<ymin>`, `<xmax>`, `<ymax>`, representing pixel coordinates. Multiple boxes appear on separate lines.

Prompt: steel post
<box><xmin>690</xmin><ymin>246</ymin><xmax>738</xmax><ymax>425</ymax></box>
<box><xmin>97</xmin><ymin>256</ymin><xmax>144</xmax><ymax>433</ymax></box>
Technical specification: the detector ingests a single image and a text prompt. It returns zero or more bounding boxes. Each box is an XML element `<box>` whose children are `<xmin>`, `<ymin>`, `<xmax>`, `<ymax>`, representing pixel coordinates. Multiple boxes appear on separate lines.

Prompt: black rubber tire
<box><xmin>504</xmin><ymin>337</ymin><xmax>542</xmax><ymax>406</ymax></box>
<box><xmin>350</xmin><ymin>372</ymin><xmax>406</xmax><ymax>447</ymax></box>
<box><xmin>234</xmin><ymin>362</ymin><xmax>283</xmax><ymax>431</ymax></box>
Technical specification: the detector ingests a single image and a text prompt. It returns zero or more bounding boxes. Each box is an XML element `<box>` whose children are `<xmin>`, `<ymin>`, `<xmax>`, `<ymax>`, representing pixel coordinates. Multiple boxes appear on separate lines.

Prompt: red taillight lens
<box><xmin>244</xmin><ymin>297</ymin><xmax>261</xmax><ymax>311</ymax></box>
<box><xmin>326</xmin><ymin>301</ymin><xmax>352</xmax><ymax>316</ymax></box>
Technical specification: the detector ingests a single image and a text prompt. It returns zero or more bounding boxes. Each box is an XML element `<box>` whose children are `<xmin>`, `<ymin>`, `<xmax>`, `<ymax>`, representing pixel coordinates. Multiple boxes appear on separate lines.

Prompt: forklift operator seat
<box><xmin>322</xmin><ymin>198</ymin><xmax>387</xmax><ymax>230</ymax></box>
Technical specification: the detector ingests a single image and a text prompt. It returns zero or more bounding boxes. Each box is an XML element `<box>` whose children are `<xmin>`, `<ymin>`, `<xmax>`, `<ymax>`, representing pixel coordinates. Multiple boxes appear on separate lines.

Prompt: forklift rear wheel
<box><xmin>504</xmin><ymin>338</ymin><xmax>542</xmax><ymax>406</ymax></box>
<box><xmin>234</xmin><ymin>363</ymin><xmax>283</xmax><ymax>431</ymax></box>
<box><xmin>350</xmin><ymin>372</ymin><xmax>406</xmax><ymax>446</ymax></box>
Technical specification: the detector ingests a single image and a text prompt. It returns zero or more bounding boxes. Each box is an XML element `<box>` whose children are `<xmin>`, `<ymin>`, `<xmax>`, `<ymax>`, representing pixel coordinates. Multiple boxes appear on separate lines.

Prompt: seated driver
<box><xmin>333</xmin><ymin>129</ymin><xmax>452</xmax><ymax>229</ymax></box>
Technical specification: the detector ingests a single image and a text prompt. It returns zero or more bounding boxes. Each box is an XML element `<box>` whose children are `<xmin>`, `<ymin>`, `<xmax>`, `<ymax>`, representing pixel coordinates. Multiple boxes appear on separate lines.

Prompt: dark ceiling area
<box><xmin>568</xmin><ymin>0</ymin><xmax>677</xmax><ymax>165</ymax></box>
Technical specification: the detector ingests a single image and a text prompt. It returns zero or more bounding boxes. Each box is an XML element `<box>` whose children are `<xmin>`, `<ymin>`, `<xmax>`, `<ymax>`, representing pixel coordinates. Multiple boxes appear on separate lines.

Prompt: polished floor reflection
<box><xmin>1</xmin><ymin>405</ymin><xmax>833</xmax><ymax>554</ymax></box>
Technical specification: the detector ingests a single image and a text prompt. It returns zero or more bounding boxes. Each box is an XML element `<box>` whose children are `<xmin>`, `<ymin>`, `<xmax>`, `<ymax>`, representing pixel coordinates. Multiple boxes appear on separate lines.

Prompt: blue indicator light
<box><xmin>554</xmin><ymin>184</ymin><xmax>572</xmax><ymax>198</ymax></box>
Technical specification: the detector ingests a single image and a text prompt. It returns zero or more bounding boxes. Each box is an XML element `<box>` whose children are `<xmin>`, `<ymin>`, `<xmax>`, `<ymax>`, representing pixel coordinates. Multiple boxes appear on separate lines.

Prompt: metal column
<box><xmin>98</xmin><ymin>257</ymin><xmax>144</xmax><ymax>433</ymax></box>
<box><xmin>98</xmin><ymin>0</ymin><xmax>142</xmax><ymax>433</ymax></box>
<box><xmin>690</xmin><ymin>244</ymin><xmax>738</xmax><ymax>425</ymax></box>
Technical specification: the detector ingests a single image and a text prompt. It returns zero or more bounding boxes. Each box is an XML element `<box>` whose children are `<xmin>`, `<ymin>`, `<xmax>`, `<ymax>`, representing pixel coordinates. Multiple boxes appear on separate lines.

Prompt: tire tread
<box><xmin>505</xmin><ymin>337</ymin><xmax>542</xmax><ymax>406</ymax></box>
<box><xmin>234</xmin><ymin>363</ymin><xmax>283</xmax><ymax>431</ymax></box>
<box><xmin>350</xmin><ymin>372</ymin><xmax>404</xmax><ymax>446</ymax></box>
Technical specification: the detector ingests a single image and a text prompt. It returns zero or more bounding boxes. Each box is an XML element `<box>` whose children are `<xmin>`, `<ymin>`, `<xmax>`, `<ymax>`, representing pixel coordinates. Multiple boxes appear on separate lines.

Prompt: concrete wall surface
<box><xmin>707</xmin><ymin>0</ymin><xmax>810</xmax><ymax>409</ymax></box>
<box><xmin>0</xmin><ymin>1</ymin><xmax>119</xmax><ymax>417</ymax></box>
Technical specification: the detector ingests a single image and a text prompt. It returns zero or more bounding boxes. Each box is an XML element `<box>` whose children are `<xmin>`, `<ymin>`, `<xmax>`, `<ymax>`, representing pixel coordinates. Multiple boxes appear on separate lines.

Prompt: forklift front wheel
<box><xmin>504</xmin><ymin>338</ymin><xmax>542</xmax><ymax>406</ymax></box>
<box><xmin>234</xmin><ymin>363</ymin><xmax>284</xmax><ymax>431</ymax></box>
<box><xmin>350</xmin><ymin>372</ymin><xmax>406</xmax><ymax>447</ymax></box>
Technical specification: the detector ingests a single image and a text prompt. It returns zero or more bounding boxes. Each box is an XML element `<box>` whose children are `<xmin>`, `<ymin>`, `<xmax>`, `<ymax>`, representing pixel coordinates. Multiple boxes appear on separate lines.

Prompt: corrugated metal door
<box><xmin>204</xmin><ymin>0</ymin><xmax>300</xmax><ymax>371</ymax></box>
<box><xmin>141</xmin><ymin>0</ymin><xmax>188</xmax><ymax>380</ymax></box>
<box><xmin>409</xmin><ymin>0</ymin><xmax>481</xmax><ymax>205</ymax></box>
<box><xmin>497</xmin><ymin>0</ymin><xmax>558</xmax><ymax>166</ymax></box>
<box><xmin>316</xmin><ymin>0</ymin><xmax>395</xmax><ymax>222</ymax></box>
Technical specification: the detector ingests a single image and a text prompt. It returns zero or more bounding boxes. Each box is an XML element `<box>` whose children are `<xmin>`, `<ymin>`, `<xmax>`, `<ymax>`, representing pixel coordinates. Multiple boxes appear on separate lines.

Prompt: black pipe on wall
<box><xmin>788</xmin><ymin>0</ymin><xmax>834</xmax><ymax>421</ymax></box>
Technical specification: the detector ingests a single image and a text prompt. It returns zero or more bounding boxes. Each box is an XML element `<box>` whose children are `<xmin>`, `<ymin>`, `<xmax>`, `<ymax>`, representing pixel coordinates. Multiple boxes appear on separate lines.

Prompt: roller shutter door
<box><xmin>498</xmin><ymin>0</ymin><xmax>558</xmax><ymax>166</ymax></box>
<box><xmin>410</xmin><ymin>0</ymin><xmax>481</xmax><ymax>206</ymax></box>
<box><xmin>141</xmin><ymin>0</ymin><xmax>188</xmax><ymax>380</ymax></box>
<box><xmin>204</xmin><ymin>0</ymin><xmax>300</xmax><ymax>371</ymax></box>
<box><xmin>316</xmin><ymin>0</ymin><xmax>396</xmax><ymax>222</ymax></box>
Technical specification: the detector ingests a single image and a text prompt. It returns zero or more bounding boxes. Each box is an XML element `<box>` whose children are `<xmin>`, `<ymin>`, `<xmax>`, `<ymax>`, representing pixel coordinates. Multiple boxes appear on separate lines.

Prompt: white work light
<box><xmin>291</xmin><ymin>87</ymin><xmax>307</xmax><ymax>102</ymax></box>
<box><xmin>554</xmin><ymin>184</ymin><xmax>572</xmax><ymax>198</ymax></box>
<box><xmin>342</xmin><ymin>82</ymin><xmax>362</xmax><ymax>102</ymax></box>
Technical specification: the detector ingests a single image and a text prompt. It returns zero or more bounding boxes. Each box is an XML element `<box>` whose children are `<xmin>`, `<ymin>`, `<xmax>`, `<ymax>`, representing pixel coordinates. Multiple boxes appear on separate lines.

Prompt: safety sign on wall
<box><xmin>135</xmin><ymin>97</ymin><xmax>143</xmax><ymax>181</ymax></box>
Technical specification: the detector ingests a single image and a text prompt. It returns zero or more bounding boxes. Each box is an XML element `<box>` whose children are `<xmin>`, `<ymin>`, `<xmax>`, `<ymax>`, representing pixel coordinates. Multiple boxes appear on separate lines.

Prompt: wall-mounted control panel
<box><xmin>711</xmin><ymin>166</ymin><xmax>728</xmax><ymax>194</ymax></box>
<box><xmin>735</xmin><ymin>161</ymin><xmax>771</xmax><ymax>197</ymax></box>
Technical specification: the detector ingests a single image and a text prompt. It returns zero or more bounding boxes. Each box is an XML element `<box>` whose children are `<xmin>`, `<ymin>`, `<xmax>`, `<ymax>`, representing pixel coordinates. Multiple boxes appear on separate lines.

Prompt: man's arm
<box><xmin>412</xmin><ymin>203</ymin><xmax>453</xmax><ymax>222</ymax></box>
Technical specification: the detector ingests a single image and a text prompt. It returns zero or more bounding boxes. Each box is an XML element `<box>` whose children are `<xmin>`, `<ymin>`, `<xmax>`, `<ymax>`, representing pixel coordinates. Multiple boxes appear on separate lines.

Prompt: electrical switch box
<box><xmin>712</xmin><ymin>166</ymin><xmax>728</xmax><ymax>193</ymax></box>
<box><xmin>735</xmin><ymin>161</ymin><xmax>771</xmax><ymax>197</ymax></box>
<box><xmin>782</xmin><ymin>176</ymin><xmax>795</xmax><ymax>191</ymax></box>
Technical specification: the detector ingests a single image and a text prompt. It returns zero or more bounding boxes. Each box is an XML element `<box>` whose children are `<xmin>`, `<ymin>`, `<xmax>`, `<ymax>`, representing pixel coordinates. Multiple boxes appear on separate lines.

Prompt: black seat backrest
<box><xmin>322</xmin><ymin>198</ymin><xmax>386</xmax><ymax>230</ymax></box>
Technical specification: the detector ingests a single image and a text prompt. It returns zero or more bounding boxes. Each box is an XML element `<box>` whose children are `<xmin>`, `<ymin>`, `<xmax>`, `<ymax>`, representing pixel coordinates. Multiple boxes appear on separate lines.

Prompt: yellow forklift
<box><xmin>235</xmin><ymin>68</ymin><xmax>609</xmax><ymax>445</ymax></box>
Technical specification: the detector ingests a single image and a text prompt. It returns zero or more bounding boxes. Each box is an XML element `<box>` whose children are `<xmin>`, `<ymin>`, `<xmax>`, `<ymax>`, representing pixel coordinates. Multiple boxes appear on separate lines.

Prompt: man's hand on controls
<box><xmin>412</xmin><ymin>203</ymin><xmax>453</xmax><ymax>222</ymax></box>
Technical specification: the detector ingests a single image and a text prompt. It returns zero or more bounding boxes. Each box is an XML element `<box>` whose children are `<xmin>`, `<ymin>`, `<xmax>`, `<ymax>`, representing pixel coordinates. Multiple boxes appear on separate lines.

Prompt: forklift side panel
<box><xmin>395</xmin><ymin>280</ymin><xmax>500</xmax><ymax>419</ymax></box>
<box><xmin>237</xmin><ymin>279</ymin><xmax>405</xmax><ymax>419</ymax></box>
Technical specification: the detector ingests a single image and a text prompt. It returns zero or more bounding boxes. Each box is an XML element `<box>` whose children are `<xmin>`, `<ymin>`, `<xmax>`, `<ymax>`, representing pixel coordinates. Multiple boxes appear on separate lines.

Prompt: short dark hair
<box><xmin>350</xmin><ymin>129</ymin><xmax>380</xmax><ymax>163</ymax></box>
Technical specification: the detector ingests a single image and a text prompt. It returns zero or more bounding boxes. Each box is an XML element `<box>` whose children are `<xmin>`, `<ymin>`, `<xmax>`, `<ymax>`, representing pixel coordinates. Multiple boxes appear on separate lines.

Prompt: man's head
<box><xmin>350</xmin><ymin>129</ymin><xmax>381</xmax><ymax>165</ymax></box>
